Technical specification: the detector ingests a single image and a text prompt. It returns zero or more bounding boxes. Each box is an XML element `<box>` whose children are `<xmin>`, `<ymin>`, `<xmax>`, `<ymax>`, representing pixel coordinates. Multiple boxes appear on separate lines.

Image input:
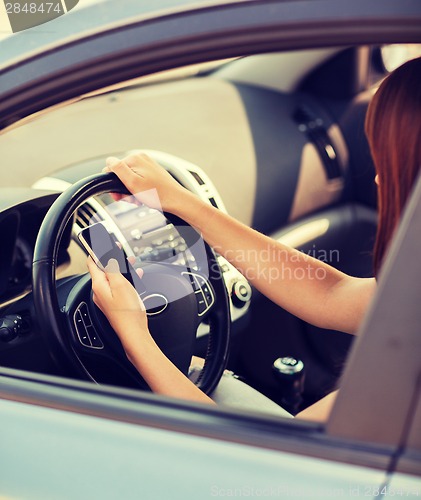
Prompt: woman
<box><xmin>87</xmin><ymin>56</ymin><xmax>421</xmax><ymax>420</ymax></box>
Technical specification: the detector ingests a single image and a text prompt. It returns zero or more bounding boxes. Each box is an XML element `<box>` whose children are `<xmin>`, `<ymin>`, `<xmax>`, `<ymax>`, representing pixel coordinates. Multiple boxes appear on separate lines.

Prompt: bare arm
<box><xmin>106</xmin><ymin>154</ymin><xmax>376</xmax><ymax>334</ymax></box>
<box><xmin>171</xmin><ymin>191</ymin><xmax>376</xmax><ymax>333</ymax></box>
<box><xmin>87</xmin><ymin>257</ymin><xmax>215</xmax><ymax>405</ymax></box>
<box><xmin>295</xmin><ymin>390</ymin><xmax>339</xmax><ymax>422</ymax></box>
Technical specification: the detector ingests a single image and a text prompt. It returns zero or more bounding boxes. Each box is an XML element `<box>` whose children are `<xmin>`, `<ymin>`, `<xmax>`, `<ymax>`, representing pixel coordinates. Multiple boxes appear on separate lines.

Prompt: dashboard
<box><xmin>0</xmin><ymin>190</ymin><xmax>71</xmax><ymax>303</ymax></box>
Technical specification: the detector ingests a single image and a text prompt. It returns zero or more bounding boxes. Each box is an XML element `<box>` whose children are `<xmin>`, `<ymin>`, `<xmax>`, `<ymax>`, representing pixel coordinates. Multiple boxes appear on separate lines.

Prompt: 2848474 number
<box><xmin>5</xmin><ymin>3</ymin><xmax>62</xmax><ymax>14</ymax></box>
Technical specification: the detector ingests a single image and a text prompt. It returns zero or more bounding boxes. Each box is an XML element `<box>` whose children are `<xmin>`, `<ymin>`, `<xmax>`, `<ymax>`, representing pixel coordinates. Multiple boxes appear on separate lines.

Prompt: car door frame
<box><xmin>0</xmin><ymin>0</ymin><xmax>420</xmax><ymax>480</ymax></box>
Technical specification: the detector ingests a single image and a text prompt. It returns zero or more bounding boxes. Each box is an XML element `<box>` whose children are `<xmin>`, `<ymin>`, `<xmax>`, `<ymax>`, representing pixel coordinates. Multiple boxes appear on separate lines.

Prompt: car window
<box><xmin>381</xmin><ymin>43</ymin><xmax>421</xmax><ymax>72</ymax></box>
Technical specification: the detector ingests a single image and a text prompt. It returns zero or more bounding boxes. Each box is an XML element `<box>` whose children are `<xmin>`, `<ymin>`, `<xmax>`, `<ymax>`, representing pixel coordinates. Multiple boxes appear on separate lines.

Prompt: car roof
<box><xmin>0</xmin><ymin>0</ymin><xmax>243</xmax><ymax>67</ymax></box>
<box><xmin>1</xmin><ymin>0</ymin><xmax>420</xmax><ymax>70</ymax></box>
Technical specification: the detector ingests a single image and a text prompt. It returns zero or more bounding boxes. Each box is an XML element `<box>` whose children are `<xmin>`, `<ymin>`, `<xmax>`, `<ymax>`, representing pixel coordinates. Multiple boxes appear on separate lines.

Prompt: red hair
<box><xmin>365</xmin><ymin>57</ymin><xmax>421</xmax><ymax>276</ymax></box>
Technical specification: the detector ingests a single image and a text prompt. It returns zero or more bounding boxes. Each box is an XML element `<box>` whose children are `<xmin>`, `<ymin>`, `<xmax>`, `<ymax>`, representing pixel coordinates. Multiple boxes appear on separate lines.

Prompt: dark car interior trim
<box><xmin>0</xmin><ymin>366</ymin><xmax>396</xmax><ymax>471</ymax></box>
<box><xmin>0</xmin><ymin>0</ymin><xmax>420</xmax><ymax>130</ymax></box>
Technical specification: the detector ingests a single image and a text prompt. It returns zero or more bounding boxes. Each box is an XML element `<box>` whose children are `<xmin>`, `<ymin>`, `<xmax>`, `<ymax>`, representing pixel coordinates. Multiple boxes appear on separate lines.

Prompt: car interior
<box><xmin>0</xmin><ymin>43</ymin><xmax>418</xmax><ymax>416</ymax></box>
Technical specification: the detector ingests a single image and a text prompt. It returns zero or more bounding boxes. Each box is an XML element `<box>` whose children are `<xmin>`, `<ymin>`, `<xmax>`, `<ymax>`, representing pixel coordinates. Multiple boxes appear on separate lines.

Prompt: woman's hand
<box><xmin>103</xmin><ymin>153</ymin><xmax>188</xmax><ymax>213</ymax></box>
<box><xmin>87</xmin><ymin>256</ymin><xmax>215</xmax><ymax>404</ymax></box>
<box><xmin>87</xmin><ymin>257</ymin><xmax>152</xmax><ymax>359</ymax></box>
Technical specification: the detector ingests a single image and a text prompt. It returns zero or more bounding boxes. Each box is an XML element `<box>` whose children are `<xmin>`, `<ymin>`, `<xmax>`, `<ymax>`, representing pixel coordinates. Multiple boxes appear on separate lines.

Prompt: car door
<box><xmin>0</xmin><ymin>0</ymin><xmax>420</xmax><ymax>497</ymax></box>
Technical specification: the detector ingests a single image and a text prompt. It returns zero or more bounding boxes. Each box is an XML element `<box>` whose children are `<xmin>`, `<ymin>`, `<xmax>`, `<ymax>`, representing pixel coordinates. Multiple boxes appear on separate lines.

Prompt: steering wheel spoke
<box><xmin>72</xmin><ymin>302</ymin><xmax>104</xmax><ymax>349</ymax></box>
<box><xmin>57</xmin><ymin>274</ymin><xmax>149</xmax><ymax>388</ymax></box>
<box><xmin>181</xmin><ymin>270</ymin><xmax>216</xmax><ymax>320</ymax></box>
<box><xmin>62</xmin><ymin>278</ymin><xmax>107</xmax><ymax>353</ymax></box>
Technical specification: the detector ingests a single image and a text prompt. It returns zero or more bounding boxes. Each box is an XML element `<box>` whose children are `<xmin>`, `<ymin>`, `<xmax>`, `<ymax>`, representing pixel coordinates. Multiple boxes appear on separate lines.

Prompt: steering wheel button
<box><xmin>80</xmin><ymin>334</ymin><xmax>91</xmax><ymax>347</ymax></box>
<box><xmin>75</xmin><ymin>311</ymin><xmax>92</xmax><ymax>347</ymax></box>
<box><xmin>193</xmin><ymin>275</ymin><xmax>206</xmax><ymax>288</ymax></box>
<box><xmin>75</xmin><ymin>311</ymin><xmax>84</xmax><ymax>328</ymax></box>
<box><xmin>86</xmin><ymin>326</ymin><xmax>104</xmax><ymax>349</ymax></box>
<box><xmin>204</xmin><ymin>292</ymin><xmax>214</xmax><ymax>306</ymax></box>
<box><xmin>182</xmin><ymin>272</ymin><xmax>197</xmax><ymax>290</ymax></box>
<box><xmin>197</xmin><ymin>296</ymin><xmax>208</xmax><ymax>315</ymax></box>
<box><xmin>79</xmin><ymin>303</ymin><xmax>92</xmax><ymax>326</ymax></box>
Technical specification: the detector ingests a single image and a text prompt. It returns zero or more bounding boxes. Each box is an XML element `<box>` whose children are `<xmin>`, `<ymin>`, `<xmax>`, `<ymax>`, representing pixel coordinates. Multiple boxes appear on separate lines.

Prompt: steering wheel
<box><xmin>32</xmin><ymin>173</ymin><xmax>230</xmax><ymax>395</ymax></box>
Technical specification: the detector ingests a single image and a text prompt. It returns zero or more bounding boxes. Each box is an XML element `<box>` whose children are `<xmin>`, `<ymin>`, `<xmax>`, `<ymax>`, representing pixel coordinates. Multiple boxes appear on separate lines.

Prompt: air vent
<box><xmin>189</xmin><ymin>170</ymin><xmax>205</xmax><ymax>186</ymax></box>
<box><xmin>208</xmin><ymin>197</ymin><xmax>219</xmax><ymax>208</ymax></box>
<box><xmin>76</xmin><ymin>203</ymin><xmax>101</xmax><ymax>229</ymax></box>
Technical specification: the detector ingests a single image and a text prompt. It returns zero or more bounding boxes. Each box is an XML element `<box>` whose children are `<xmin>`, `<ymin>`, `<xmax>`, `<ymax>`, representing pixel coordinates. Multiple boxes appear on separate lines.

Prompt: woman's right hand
<box><xmin>87</xmin><ymin>256</ymin><xmax>153</xmax><ymax>361</ymax></box>
<box><xmin>87</xmin><ymin>256</ymin><xmax>215</xmax><ymax>405</ymax></box>
<box><xmin>103</xmin><ymin>153</ymin><xmax>188</xmax><ymax>213</ymax></box>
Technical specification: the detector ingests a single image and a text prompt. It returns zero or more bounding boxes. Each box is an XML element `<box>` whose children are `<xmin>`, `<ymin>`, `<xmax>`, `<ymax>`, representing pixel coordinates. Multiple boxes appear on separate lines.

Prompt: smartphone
<box><xmin>78</xmin><ymin>222</ymin><xmax>146</xmax><ymax>295</ymax></box>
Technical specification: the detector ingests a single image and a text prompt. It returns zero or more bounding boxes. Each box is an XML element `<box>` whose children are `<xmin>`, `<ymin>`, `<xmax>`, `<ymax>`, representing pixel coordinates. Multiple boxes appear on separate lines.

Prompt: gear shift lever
<box><xmin>272</xmin><ymin>357</ymin><xmax>305</xmax><ymax>414</ymax></box>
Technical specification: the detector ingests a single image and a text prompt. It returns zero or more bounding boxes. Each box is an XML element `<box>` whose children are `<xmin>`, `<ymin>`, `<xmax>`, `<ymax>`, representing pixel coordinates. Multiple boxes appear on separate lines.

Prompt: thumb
<box><xmin>104</xmin><ymin>259</ymin><xmax>127</xmax><ymax>289</ymax></box>
<box><xmin>105</xmin><ymin>258</ymin><xmax>120</xmax><ymax>273</ymax></box>
<box><xmin>106</xmin><ymin>158</ymin><xmax>139</xmax><ymax>193</ymax></box>
<box><xmin>102</xmin><ymin>156</ymin><xmax>120</xmax><ymax>173</ymax></box>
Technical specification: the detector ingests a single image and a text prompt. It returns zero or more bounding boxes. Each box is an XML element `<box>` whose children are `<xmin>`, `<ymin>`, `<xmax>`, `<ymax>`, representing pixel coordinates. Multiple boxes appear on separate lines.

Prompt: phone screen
<box><xmin>78</xmin><ymin>222</ymin><xmax>146</xmax><ymax>295</ymax></box>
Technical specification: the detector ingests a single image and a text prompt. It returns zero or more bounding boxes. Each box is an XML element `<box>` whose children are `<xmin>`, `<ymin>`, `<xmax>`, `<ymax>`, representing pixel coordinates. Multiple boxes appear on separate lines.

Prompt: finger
<box><xmin>126</xmin><ymin>255</ymin><xmax>144</xmax><ymax>279</ymax></box>
<box><xmin>107</xmin><ymin>159</ymin><xmax>141</xmax><ymax>194</ymax></box>
<box><xmin>138</xmin><ymin>296</ymin><xmax>146</xmax><ymax>312</ymax></box>
<box><xmin>106</xmin><ymin>156</ymin><xmax>121</xmax><ymax>167</ymax></box>
<box><xmin>87</xmin><ymin>255</ymin><xmax>101</xmax><ymax>276</ymax></box>
<box><xmin>127</xmin><ymin>255</ymin><xmax>143</xmax><ymax>271</ymax></box>
<box><xmin>102</xmin><ymin>161</ymin><xmax>124</xmax><ymax>202</ymax></box>
<box><xmin>105</xmin><ymin>258</ymin><xmax>120</xmax><ymax>274</ymax></box>
<box><xmin>110</xmin><ymin>193</ymin><xmax>124</xmax><ymax>202</ymax></box>
<box><xmin>87</xmin><ymin>256</ymin><xmax>106</xmax><ymax>281</ymax></box>
<box><xmin>125</xmin><ymin>152</ymin><xmax>154</xmax><ymax>167</ymax></box>
<box><xmin>87</xmin><ymin>257</ymin><xmax>111</xmax><ymax>298</ymax></box>
<box><xmin>104</xmin><ymin>259</ymin><xmax>129</xmax><ymax>292</ymax></box>
<box><xmin>103</xmin><ymin>156</ymin><xmax>121</xmax><ymax>173</ymax></box>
